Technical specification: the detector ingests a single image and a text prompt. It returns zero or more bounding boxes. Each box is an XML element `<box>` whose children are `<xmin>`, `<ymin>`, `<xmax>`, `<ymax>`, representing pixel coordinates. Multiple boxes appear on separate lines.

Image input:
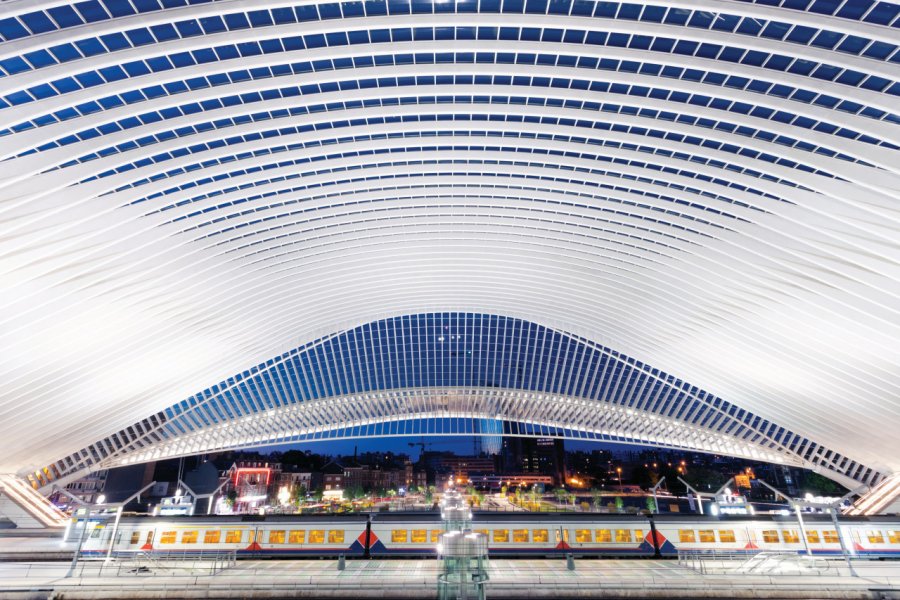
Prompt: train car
<box><xmin>78</xmin><ymin>511</ymin><xmax>900</xmax><ymax>560</ymax></box>
<box><xmin>81</xmin><ymin>514</ymin><xmax>369</xmax><ymax>558</ymax></box>
<box><xmin>653</xmin><ymin>514</ymin><xmax>900</xmax><ymax>558</ymax></box>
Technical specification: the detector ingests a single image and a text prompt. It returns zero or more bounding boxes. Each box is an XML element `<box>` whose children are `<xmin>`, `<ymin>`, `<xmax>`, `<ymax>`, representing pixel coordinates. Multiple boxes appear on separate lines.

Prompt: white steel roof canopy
<box><xmin>0</xmin><ymin>0</ymin><xmax>897</xmax><ymax>490</ymax></box>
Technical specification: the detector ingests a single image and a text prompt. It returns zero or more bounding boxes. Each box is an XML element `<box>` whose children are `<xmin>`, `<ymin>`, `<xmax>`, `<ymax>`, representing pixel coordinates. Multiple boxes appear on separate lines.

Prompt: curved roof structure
<box><xmin>0</xmin><ymin>0</ymin><xmax>898</xmax><ymax>490</ymax></box>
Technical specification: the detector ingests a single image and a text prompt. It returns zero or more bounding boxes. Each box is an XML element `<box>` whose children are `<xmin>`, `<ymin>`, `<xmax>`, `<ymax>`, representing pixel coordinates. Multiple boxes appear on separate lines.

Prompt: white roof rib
<box><xmin>0</xmin><ymin>0</ymin><xmax>896</xmax><ymax>489</ymax></box>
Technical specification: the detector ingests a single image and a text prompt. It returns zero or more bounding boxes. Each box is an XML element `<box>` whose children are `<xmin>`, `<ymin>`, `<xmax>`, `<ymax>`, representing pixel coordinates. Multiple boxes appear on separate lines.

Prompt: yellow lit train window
<box><xmin>698</xmin><ymin>530</ymin><xmax>715</xmax><ymax>543</ymax></box>
<box><xmin>475</xmin><ymin>529</ymin><xmax>489</xmax><ymax>537</ymax></box>
<box><xmin>575</xmin><ymin>530</ymin><xmax>591</xmax><ymax>543</ymax></box>
<box><xmin>513</xmin><ymin>529</ymin><xmax>529</xmax><ymax>543</ymax></box>
<box><xmin>615</xmin><ymin>529</ymin><xmax>632</xmax><ymax>543</ymax></box>
<box><xmin>595</xmin><ymin>529</ymin><xmax>611</xmax><ymax>543</ymax></box>
<box><xmin>867</xmin><ymin>531</ymin><xmax>885</xmax><ymax>544</ymax></box>
<box><xmin>493</xmin><ymin>529</ymin><xmax>510</xmax><ymax>543</ymax></box>
<box><xmin>329</xmin><ymin>530</ymin><xmax>345</xmax><ymax>544</ymax></box>
<box><xmin>822</xmin><ymin>530</ymin><xmax>840</xmax><ymax>544</ymax></box>
<box><xmin>160</xmin><ymin>531</ymin><xmax>177</xmax><ymax>544</ymax></box>
<box><xmin>269</xmin><ymin>530</ymin><xmax>286</xmax><ymax>544</ymax></box>
<box><xmin>635</xmin><ymin>529</ymin><xmax>644</xmax><ymax>541</ymax></box>
<box><xmin>719</xmin><ymin>530</ymin><xmax>736</xmax><ymax>543</ymax></box>
<box><xmin>679</xmin><ymin>530</ymin><xmax>696</xmax><ymax>543</ymax></box>
<box><xmin>806</xmin><ymin>531</ymin><xmax>820</xmax><ymax>544</ymax></box>
<box><xmin>761</xmin><ymin>530</ymin><xmax>779</xmax><ymax>543</ymax></box>
<box><xmin>392</xmin><ymin>530</ymin><xmax>408</xmax><ymax>543</ymax></box>
<box><xmin>225</xmin><ymin>530</ymin><xmax>242</xmax><ymax>544</ymax></box>
<box><xmin>888</xmin><ymin>531</ymin><xmax>900</xmax><ymax>544</ymax></box>
<box><xmin>309</xmin><ymin>530</ymin><xmax>325</xmax><ymax>544</ymax></box>
<box><xmin>533</xmin><ymin>529</ymin><xmax>549</xmax><ymax>543</ymax></box>
<box><xmin>782</xmin><ymin>530</ymin><xmax>800</xmax><ymax>544</ymax></box>
<box><xmin>411</xmin><ymin>530</ymin><xmax>427</xmax><ymax>543</ymax></box>
<box><xmin>431</xmin><ymin>530</ymin><xmax>441</xmax><ymax>543</ymax></box>
<box><xmin>181</xmin><ymin>531</ymin><xmax>198</xmax><ymax>544</ymax></box>
<box><xmin>130</xmin><ymin>531</ymin><xmax>141</xmax><ymax>545</ymax></box>
<box><xmin>289</xmin><ymin>530</ymin><xmax>305</xmax><ymax>544</ymax></box>
<box><xmin>204</xmin><ymin>530</ymin><xmax>221</xmax><ymax>544</ymax></box>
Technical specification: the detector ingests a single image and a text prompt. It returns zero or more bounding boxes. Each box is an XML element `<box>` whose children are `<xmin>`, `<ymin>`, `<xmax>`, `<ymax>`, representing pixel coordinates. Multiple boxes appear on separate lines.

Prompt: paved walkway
<box><xmin>1</xmin><ymin>558</ymin><xmax>899</xmax><ymax>599</ymax></box>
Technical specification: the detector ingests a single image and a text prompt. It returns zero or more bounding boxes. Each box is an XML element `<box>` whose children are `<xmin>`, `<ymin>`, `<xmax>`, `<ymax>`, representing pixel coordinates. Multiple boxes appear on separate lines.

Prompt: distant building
<box><xmin>501</xmin><ymin>438</ymin><xmax>566</xmax><ymax>485</ymax></box>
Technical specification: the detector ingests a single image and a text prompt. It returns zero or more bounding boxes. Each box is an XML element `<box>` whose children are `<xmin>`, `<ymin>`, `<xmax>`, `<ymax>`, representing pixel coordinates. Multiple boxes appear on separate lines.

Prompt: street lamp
<box><xmin>616</xmin><ymin>467</ymin><xmax>622</xmax><ymax>487</ymax></box>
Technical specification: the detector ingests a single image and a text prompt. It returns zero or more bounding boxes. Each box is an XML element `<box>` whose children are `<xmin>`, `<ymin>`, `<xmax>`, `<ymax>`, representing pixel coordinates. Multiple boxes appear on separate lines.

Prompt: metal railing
<box><xmin>677</xmin><ymin>548</ymin><xmax>851</xmax><ymax>576</ymax></box>
<box><xmin>66</xmin><ymin>549</ymin><xmax>237</xmax><ymax>578</ymax></box>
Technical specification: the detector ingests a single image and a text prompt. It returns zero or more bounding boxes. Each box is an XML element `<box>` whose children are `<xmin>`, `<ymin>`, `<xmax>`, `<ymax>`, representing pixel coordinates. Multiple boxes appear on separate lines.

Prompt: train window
<box><xmin>718</xmin><ymin>530</ymin><xmax>736</xmax><ymax>543</ymax></box>
<box><xmin>90</xmin><ymin>526</ymin><xmax>103</xmax><ymax>539</ymax></box>
<box><xmin>635</xmin><ymin>529</ymin><xmax>644</xmax><ymax>541</ymax></box>
<box><xmin>181</xmin><ymin>531</ymin><xmax>198</xmax><ymax>544</ymax></box>
<box><xmin>533</xmin><ymin>529</ymin><xmax>549</xmax><ymax>543</ymax></box>
<box><xmin>204</xmin><ymin>531</ymin><xmax>221</xmax><ymax>544</ymax></box>
<box><xmin>595</xmin><ymin>529</ymin><xmax>611</xmax><ymax>543</ymax></box>
<box><xmin>889</xmin><ymin>531</ymin><xmax>900</xmax><ymax>544</ymax></box>
<box><xmin>822</xmin><ymin>530</ymin><xmax>840</xmax><ymax>543</ymax></box>
<box><xmin>806</xmin><ymin>531</ymin><xmax>820</xmax><ymax>544</ymax></box>
<box><xmin>513</xmin><ymin>529</ymin><xmax>528</xmax><ymax>543</ymax></box>
<box><xmin>867</xmin><ymin>531</ymin><xmax>885</xmax><ymax>544</ymax></box>
<box><xmin>782</xmin><ymin>530</ymin><xmax>800</xmax><ymax>544</ymax></box>
<box><xmin>698</xmin><ymin>530</ymin><xmax>715</xmax><ymax>543</ymax></box>
<box><xmin>411</xmin><ymin>530</ymin><xmax>427</xmax><ymax>543</ymax></box>
<box><xmin>269</xmin><ymin>530</ymin><xmax>286</xmax><ymax>544</ymax></box>
<box><xmin>493</xmin><ymin>529</ymin><xmax>510</xmax><ymax>543</ymax></box>
<box><xmin>329</xmin><ymin>530</ymin><xmax>345</xmax><ymax>544</ymax></box>
<box><xmin>289</xmin><ymin>530</ymin><xmax>305</xmax><ymax>544</ymax></box>
<box><xmin>475</xmin><ymin>529</ymin><xmax>490</xmax><ymax>537</ymax></box>
<box><xmin>575</xmin><ymin>530</ymin><xmax>591</xmax><ymax>543</ymax></box>
<box><xmin>431</xmin><ymin>530</ymin><xmax>441</xmax><ymax>543</ymax></box>
<box><xmin>679</xmin><ymin>530</ymin><xmax>696</xmax><ymax>543</ymax></box>
<box><xmin>761</xmin><ymin>530</ymin><xmax>779</xmax><ymax>543</ymax></box>
<box><xmin>225</xmin><ymin>530</ymin><xmax>242</xmax><ymax>544</ymax></box>
<box><xmin>392</xmin><ymin>530</ymin><xmax>408</xmax><ymax>543</ymax></box>
<box><xmin>160</xmin><ymin>531</ymin><xmax>177</xmax><ymax>544</ymax></box>
<box><xmin>309</xmin><ymin>530</ymin><xmax>325</xmax><ymax>544</ymax></box>
<box><xmin>130</xmin><ymin>531</ymin><xmax>141</xmax><ymax>545</ymax></box>
<box><xmin>615</xmin><ymin>529</ymin><xmax>632</xmax><ymax>543</ymax></box>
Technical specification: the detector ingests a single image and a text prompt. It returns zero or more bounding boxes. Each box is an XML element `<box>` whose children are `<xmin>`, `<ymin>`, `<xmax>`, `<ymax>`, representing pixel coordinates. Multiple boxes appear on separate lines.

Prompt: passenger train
<box><xmin>79</xmin><ymin>512</ymin><xmax>900</xmax><ymax>559</ymax></box>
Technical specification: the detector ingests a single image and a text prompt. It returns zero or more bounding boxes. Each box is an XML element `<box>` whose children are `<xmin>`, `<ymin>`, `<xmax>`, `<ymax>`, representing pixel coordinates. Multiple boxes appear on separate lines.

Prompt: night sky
<box><xmin>253</xmin><ymin>436</ymin><xmax>645</xmax><ymax>461</ymax></box>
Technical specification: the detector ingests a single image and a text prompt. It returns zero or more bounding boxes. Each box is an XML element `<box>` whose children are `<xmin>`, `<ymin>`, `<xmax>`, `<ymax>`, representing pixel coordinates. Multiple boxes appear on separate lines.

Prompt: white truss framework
<box><xmin>0</xmin><ymin>0</ymin><xmax>897</xmax><ymax>490</ymax></box>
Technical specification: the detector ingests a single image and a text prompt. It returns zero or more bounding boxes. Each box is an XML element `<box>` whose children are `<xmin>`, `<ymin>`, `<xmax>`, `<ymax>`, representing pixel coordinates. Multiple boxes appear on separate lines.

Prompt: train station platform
<box><xmin>1</xmin><ymin>557</ymin><xmax>899</xmax><ymax>599</ymax></box>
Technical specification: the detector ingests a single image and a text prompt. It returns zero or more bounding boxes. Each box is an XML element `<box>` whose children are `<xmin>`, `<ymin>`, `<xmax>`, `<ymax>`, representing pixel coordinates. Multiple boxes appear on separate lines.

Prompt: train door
<box><xmin>555</xmin><ymin>527</ymin><xmax>569</xmax><ymax>548</ymax></box>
